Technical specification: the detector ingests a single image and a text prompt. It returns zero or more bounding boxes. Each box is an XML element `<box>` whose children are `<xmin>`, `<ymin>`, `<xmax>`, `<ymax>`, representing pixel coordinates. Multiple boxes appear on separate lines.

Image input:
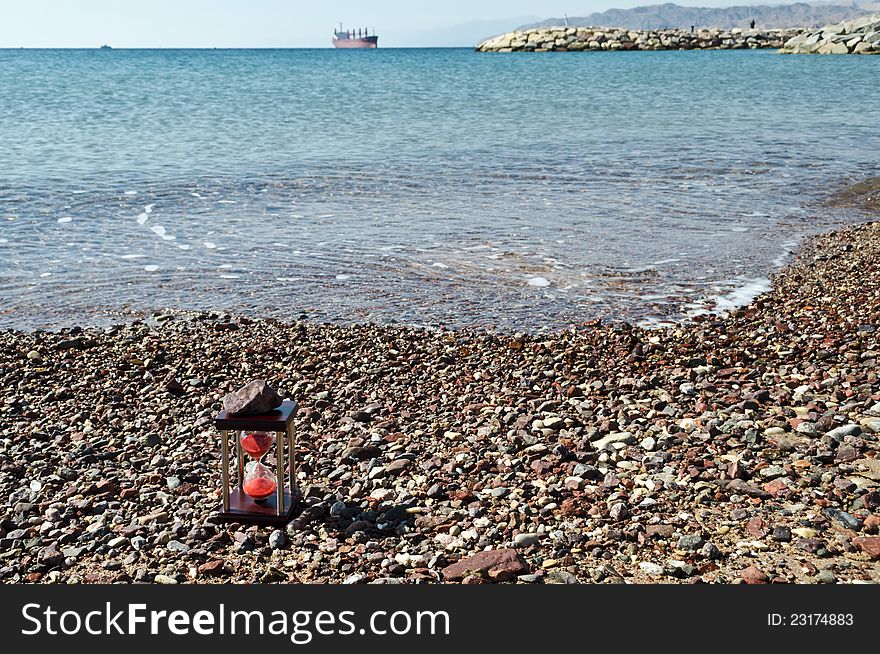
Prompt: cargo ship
<box><xmin>332</xmin><ymin>24</ymin><xmax>378</xmax><ymax>49</ymax></box>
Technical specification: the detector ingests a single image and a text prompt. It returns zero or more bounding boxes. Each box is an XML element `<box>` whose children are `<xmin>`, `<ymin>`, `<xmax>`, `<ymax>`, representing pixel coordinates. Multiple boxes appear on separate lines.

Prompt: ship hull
<box><xmin>332</xmin><ymin>36</ymin><xmax>378</xmax><ymax>49</ymax></box>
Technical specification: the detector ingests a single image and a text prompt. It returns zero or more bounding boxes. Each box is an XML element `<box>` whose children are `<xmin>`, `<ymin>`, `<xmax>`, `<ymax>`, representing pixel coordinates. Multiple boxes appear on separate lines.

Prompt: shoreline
<box><xmin>2</xmin><ymin>213</ymin><xmax>879</xmax><ymax>584</ymax></box>
<box><xmin>3</xmin><ymin>177</ymin><xmax>871</xmax><ymax>336</ymax></box>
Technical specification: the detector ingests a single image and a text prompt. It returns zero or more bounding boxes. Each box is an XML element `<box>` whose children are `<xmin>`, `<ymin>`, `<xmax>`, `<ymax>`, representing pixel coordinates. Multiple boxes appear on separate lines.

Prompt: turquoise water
<box><xmin>0</xmin><ymin>48</ymin><xmax>877</xmax><ymax>330</ymax></box>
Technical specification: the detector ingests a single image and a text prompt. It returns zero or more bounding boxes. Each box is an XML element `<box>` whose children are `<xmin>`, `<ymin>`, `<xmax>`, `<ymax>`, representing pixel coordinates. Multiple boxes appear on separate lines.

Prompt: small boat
<box><xmin>100</xmin><ymin>44</ymin><xmax>112</xmax><ymax>50</ymax></box>
<box><xmin>332</xmin><ymin>24</ymin><xmax>378</xmax><ymax>49</ymax></box>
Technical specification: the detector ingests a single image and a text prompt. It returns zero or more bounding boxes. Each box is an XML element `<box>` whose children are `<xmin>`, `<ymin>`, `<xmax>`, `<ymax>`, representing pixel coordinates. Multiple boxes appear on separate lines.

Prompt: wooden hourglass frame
<box><xmin>214</xmin><ymin>400</ymin><xmax>300</xmax><ymax>525</ymax></box>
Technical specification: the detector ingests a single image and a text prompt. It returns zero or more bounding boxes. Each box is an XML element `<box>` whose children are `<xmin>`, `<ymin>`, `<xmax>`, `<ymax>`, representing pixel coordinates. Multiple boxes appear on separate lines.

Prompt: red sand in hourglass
<box><xmin>241</xmin><ymin>432</ymin><xmax>274</xmax><ymax>459</ymax></box>
<box><xmin>243</xmin><ymin>477</ymin><xmax>277</xmax><ymax>501</ymax></box>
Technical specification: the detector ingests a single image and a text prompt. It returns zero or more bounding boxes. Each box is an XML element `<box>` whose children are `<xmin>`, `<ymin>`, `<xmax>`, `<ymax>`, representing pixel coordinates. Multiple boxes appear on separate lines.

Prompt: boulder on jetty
<box><xmin>780</xmin><ymin>13</ymin><xmax>880</xmax><ymax>54</ymax></box>
<box><xmin>475</xmin><ymin>26</ymin><xmax>802</xmax><ymax>52</ymax></box>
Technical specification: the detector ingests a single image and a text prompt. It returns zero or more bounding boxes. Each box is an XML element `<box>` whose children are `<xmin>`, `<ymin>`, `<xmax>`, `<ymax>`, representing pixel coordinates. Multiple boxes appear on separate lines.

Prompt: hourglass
<box><xmin>241</xmin><ymin>432</ymin><xmax>276</xmax><ymax>500</ymax></box>
<box><xmin>214</xmin><ymin>400</ymin><xmax>300</xmax><ymax>525</ymax></box>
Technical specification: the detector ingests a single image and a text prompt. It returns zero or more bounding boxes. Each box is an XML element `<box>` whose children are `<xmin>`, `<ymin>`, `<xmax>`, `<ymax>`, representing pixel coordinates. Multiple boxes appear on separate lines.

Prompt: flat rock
<box><xmin>441</xmin><ymin>548</ymin><xmax>529</xmax><ymax>582</ymax></box>
<box><xmin>222</xmin><ymin>380</ymin><xmax>282</xmax><ymax>415</ymax></box>
<box><xmin>592</xmin><ymin>431</ymin><xmax>633</xmax><ymax>450</ymax></box>
<box><xmin>741</xmin><ymin>565</ymin><xmax>769</xmax><ymax>584</ymax></box>
<box><xmin>727</xmin><ymin>478</ymin><xmax>771</xmax><ymax>498</ymax></box>
<box><xmin>545</xmin><ymin>571</ymin><xmax>579</xmax><ymax>584</ymax></box>
<box><xmin>746</xmin><ymin>517</ymin><xmax>769</xmax><ymax>539</ymax></box>
<box><xmin>199</xmin><ymin>560</ymin><xmax>227</xmax><ymax>577</ymax></box>
<box><xmin>39</xmin><ymin>545</ymin><xmax>64</xmax><ymax>567</ymax></box>
<box><xmin>646</xmin><ymin>524</ymin><xmax>674</xmax><ymax>538</ymax></box>
<box><xmin>384</xmin><ymin>459</ymin><xmax>412</xmax><ymax>475</ymax></box>
<box><xmin>825</xmin><ymin>424</ymin><xmax>861</xmax><ymax>440</ymax></box>
<box><xmin>852</xmin><ymin>536</ymin><xmax>880</xmax><ymax>559</ymax></box>
<box><xmin>154</xmin><ymin>574</ymin><xmax>178</xmax><ymax>584</ymax></box>
<box><xmin>514</xmin><ymin>533</ymin><xmax>539</xmax><ymax>548</ymax></box>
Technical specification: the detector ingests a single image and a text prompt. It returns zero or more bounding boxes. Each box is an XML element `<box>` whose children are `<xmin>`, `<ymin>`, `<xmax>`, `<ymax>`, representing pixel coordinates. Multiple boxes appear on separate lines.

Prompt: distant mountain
<box><xmin>385</xmin><ymin>17</ymin><xmax>542</xmax><ymax>47</ymax></box>
<box><xmin>517</xmin><ymin>2</ymin><xmax>878</xmax><ymax>30</ymax></box>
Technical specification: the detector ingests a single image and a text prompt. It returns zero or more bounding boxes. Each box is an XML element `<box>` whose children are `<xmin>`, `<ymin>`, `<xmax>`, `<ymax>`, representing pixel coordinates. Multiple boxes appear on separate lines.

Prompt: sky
<box><xmin>0</xmin><ymin>0</ymin><xmax>796</xmax><ymax>48</ymax></box>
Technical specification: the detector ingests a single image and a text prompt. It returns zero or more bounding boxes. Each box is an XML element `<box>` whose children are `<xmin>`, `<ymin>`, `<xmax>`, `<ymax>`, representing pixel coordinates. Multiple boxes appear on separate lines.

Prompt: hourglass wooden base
<box><xmin>215</xmin><ymin>400</ymin><xmax>300</xmax><ymax>526</ymax></box>
<box><xmin>217</xmin><ymin>488</ymin><xmax>301</xmax><ymax>526</ymax></box>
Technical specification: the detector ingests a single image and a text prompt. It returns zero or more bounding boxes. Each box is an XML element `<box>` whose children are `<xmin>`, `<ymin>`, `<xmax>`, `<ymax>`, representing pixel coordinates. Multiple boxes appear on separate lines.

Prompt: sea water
<box><xmin>0</xmin><ymin>48</ymin><xmax>877</xmax><ymax>330</ymax></box>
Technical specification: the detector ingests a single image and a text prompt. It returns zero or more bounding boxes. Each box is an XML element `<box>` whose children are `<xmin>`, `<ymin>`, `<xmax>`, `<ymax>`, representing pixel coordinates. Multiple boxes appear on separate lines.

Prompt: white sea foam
<box><xmin>204</xmin><ymin>242</ymin><xmax>217</xmax><ymax>249</ymax></box>
<box><xmin>527</xmin><ymin>276</ymin><xmax>551</xmax><ymax>287</ymax></box>
<box><xmin>124</xmin><ymin>190</ymin><xmax>138</xmax><ymax>196</ymax></box>
<box><xmin>151</xmin><ymin>225</ymin><xmax>176</xmax><ymax>241</ymax></box>
<box><xmin>688</xmin><ymin>277</ymin><xmax>772</xmax><ymax>317</ymax></box>
<box><xmin>40</xmin><ymin>272</ymin><xmax>52</xmax><ymax>277</ymax></box>
<box><xmin>144</xmin><ymin>204</ymin><xmax>155</xmax><ymax>214</ymax></box>
<box><xmin>177</xmin><ymin>244</ymin><xmax>192</xmax><ymax>250</ymax></box>
<box><xmin>144</xmin><ymin>265</ymin><xmax>159</xmax><ymax>272</ymax></box>
<box><xmin>219</xmin><ymin>274</ymin><xmax>241</xmax><ymax>279</ymax></box>
<box><xmin>431</xmin><ymin>262</ymin><xmax>449</xmax><ymax>269</ymax></box>
<box><xmin>335</xmin><ymin>274</ymin><xmax>351</xmax><ymax>281</ymax></box>
<box><xmin>218</xmin><ymin>200</ymin><xmax>237</xmax><ymax>204</ymax></box>
<box><xmin>119</xmin><ymin>254</ymin><xmax>146</xmax><ymax>259</ymax></box>
<box><xmin>57</xmin><ymin>216</ymin><xmax>72</xmax><ymax>224</ymax></box>
<box><xmin>136</xmin><ymin>213</ymin><xmax>149</xmax><ymax>225</ymax></box>
<box><xmin>772</xmin><ymin>239</ymin><xmax>799</xmax><ymax>268</ymax></box>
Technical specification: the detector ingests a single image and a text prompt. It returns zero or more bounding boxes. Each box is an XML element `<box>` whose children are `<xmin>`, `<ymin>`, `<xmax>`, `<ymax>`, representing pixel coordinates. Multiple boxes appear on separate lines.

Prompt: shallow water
<box><xmin>0</xmin><ymin>48</ymin><xmax>877</xmax><ymax>331</ymax></box>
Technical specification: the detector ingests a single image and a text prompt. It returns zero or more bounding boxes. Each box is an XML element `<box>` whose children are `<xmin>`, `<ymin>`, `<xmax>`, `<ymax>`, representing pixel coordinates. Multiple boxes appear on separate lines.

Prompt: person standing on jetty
<box><xmin>750</xmin><ymin>19</ymin><xmax>756</xmax><ymax>29</ymax></box>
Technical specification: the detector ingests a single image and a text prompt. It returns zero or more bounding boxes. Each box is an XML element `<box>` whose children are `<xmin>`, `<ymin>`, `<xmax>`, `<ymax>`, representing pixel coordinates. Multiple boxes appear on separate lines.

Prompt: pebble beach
<box><xmin>2</xmin><ymin>187</ymin><xmax>880</xmax><ymax>584</ymax></box>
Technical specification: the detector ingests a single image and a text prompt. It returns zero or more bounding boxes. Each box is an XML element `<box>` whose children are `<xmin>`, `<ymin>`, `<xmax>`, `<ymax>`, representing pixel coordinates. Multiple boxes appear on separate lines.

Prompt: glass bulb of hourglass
<box><xmin>242</xmin><ymin>460</ymin><xmax>277</xmax><ymax>501</ymax></box>
<box><xmin>240</xmin><ymin>431</ymin><xmax>274</xmax><ymax>460</ymax></box>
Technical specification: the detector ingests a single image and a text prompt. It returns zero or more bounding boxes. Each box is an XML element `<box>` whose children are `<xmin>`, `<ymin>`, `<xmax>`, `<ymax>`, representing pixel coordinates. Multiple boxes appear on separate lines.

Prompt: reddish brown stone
<box><xmin>741</xmin><ymin>565</ymin><xmax>769</xmax><ymax>584</ymax></box>
<box><xmin>852</xmin><ymin>536</ymin><xmax>880</xmax><ymax>559</ymax></box>
<box><xmin>39</xmin><ymin>545</ymin><xmax>64</xmax><ymax>567</ymax></box>
<box><xmin>863</xmin><ymin>516</ymin><xmax>880</xmax><ymax>534</ymax></box>
<box><xmin>222</xmin><ymin>380</ymin><xmax>281</xmax><ymax>415</ymax></box>
<box><xmin>746</xmin><ymin>517</ymin><xmax>768</xmax><ymax>539</ymax></box>
<box><xmin>93</xmin><ymin>480</ymin><xmax>117</xmax><ymax>496</ymax></box>
<box><xmin>835</xmin><ymin>446</ymin><xmax>858</xmax><ymax>463</ymax></box>
<box><xmin>199</xmin><ymin>560</ymin><xmax>228</xmax><ymax>576</ymax></box>
<box><xmin>863</xmin><ymin>491</ymin><xmax>880</xmax><ymax>510</ymax></box>
<box><xmin>560</xmin><ymin>497</ymin><xmax>585</xmax><ymax>517</ymax></box>
<box><xmin>441</xmin><ymin>548</ymin><xmax>529</xmax><ymax>582</ymax></box>
<box><xmin>763</xmin><ymin>479</ymin><xmax>789</xmax><ymax>495</ymax></box>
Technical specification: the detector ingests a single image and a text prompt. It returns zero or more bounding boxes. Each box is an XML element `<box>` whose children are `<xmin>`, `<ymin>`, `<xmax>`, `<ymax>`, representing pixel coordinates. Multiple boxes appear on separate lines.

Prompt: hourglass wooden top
<box><xmin>215</xmin><ymin>399</ymin><xmax>298</xmax><ymax>431</ymax></box>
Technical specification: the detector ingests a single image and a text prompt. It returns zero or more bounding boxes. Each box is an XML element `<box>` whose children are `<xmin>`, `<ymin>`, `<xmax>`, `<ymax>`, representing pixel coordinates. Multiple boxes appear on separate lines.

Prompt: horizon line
<box><xmin>0</xmin><ymin>45</ymin><xmax>475</xmax><ymax>50</ymax></box>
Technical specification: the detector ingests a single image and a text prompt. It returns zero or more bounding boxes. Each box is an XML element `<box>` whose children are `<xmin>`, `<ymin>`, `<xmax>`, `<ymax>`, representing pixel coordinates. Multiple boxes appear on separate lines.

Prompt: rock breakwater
<box><xmin>781</xmin><ymin>13</ymin><xmax>880</xmax><ymax>54</ymax></box>
<box><xmin>476</xmin><ymin>26</ymin><xmax>802</xmax><ymax>52</ymax></box>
